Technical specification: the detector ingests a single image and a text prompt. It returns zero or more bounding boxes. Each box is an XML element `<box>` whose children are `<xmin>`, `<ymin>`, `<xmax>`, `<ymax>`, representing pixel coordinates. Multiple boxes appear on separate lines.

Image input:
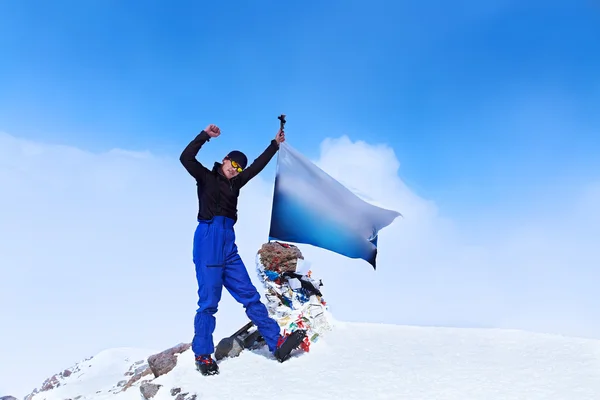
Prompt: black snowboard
<box><xmin>214</xmin><ymin>321</ymin><xmax>308</xmax><ymax>362</ymax></box>
<box><xmin>214</xmin><ymin>321</ymin><xmax>265</xmax><ymax>361</ymax></box>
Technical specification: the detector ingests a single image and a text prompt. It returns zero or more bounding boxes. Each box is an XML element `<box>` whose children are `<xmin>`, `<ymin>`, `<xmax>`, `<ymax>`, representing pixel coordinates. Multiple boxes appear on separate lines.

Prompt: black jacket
<box><xmin>179</xmin><ymin>130</ymin><xmax>279</xmax><ymax>223</ymax></box>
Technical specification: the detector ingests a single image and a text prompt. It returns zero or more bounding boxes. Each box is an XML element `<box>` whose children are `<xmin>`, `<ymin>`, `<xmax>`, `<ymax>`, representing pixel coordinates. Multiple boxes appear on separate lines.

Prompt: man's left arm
<box><xmin>237</xmin><ymin>128</ymin><xmax>285</xmax><ymax>187</ymax></box>
<box><xmin>237</xmin><ymin>139</ymin><xmax>279</xmax><ymax>188</ymax></box>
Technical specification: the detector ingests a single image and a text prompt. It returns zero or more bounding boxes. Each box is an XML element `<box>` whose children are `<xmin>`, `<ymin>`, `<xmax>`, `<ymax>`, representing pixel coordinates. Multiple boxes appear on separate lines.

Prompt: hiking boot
<box><xmin>273</xmin><ymin>329</ymin><xmax>307</xmax><ymax>362</ymax></box>
<box><xmin>195</xmin><ymin>354</ymin><xmax>219</xmax><ymax>376</ymax></box>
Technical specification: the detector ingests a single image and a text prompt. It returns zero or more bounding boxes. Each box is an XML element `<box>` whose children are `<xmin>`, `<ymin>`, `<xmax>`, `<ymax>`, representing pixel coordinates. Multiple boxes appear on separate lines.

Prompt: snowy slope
<box><xmin>25</xmin><ymin>320</ymin><xmax>600</xmax><ymax>400</ymax></box>
<box><xmin>23</xmin><ymin>347</ymin><xmax>157</xmax><ymax>400</ymax></box>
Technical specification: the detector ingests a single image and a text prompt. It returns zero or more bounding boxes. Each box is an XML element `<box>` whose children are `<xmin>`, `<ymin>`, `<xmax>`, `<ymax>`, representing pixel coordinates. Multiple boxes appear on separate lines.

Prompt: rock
<box><xmin>175</xmin><ymin>393</ymin><xmax>196</xmax><ymax>400</ymax></box>
<box><xmin>40</xmin><ymin>375</ymin><xmax>60</xmax><ymax>391</ymax></box>
<box><xmin>258</xmin><ymin>242</ymin><xmax>303</xmax><ymax>273</ymax></box>
<box><xmin>170</xmin><ymin>388</ymin><xmax>181</xmax><ymax>396</ymax></box>
<box><xmin>117</xmin><ymin>380</ymin><xmax>127</xmax><ymax>387</ymax></box>
<box><xmin>62</xmin><ymin>369</ymin><xmax>72</xmax><ymax>377</ymax></box>
<box><xmin>1</xmin><ymin>396</ymin><xmax>18</xmax><ymax>400</ymax></box>
<box><xmin>133</xmin><ymin>365</ymin><xmax>149</xmax><ymax>376</ymax></box>
<box><xmin>119</xmin><ymin>357</ymin><xmax>155</xmax><ymax>392</ymax></box>
<box><xmin>24</xmin><ymin>390</ymin><xmax>38</xmax><ymax>400</ymax></box>
<box><xmin>147</xmin><ymin>343</ymin><xmax>191</xmax><ymax>378</ymax></box>
<box><xmin>140</xmin><ymin>383</ymin><xmax>161</xmax><ymax>399</ymax></box>
<box><xmin>121</xmin><ymin>366</ymin><xmax>153</xmax><ymax>391</ymax></box>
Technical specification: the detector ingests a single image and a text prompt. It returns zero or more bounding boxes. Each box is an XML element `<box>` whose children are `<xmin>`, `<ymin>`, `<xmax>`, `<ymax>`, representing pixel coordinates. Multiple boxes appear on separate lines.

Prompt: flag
<box><xmin>268</xmin><ymin>142</ymin><xmax>401</xmax><ymax>269</ymax></box>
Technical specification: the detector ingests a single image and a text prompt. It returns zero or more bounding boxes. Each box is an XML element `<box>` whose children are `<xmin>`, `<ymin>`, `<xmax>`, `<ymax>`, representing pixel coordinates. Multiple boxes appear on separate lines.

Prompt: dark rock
<box><xmin>170</xmin><ymin>388</ymin><xmax>181</xmax><ymax>396</ymax></box>
<box><xmin>62</xmin><ymin>369</ymin><xmax>72</xmax><ymax>377</ymax></box>
<box><xmin>40</xmin><ymin>375</ymin><xmax>60</xmax><ymax>391</ymax></box>
<box><xmin>1</xmin><ymin>396</ymin><xmax>18</xmax><ymax>400</ymax></box>
<box><xmin>175</xmin><ymin>393</ymin><xmax>196</xmax><ymax>400</ymax></box>
<box><xmin>121</xmin><ymin>366</ymin><xmax>153</xmax><ymax>391</ymax></box>
<box><xmin>133</xmin><ymin>365</ymin><xmax>149</xmax><ymax>375</ymax></box>
<box><xmin>24</xmin><ymin>390</ymin><xmax>38</xmax><ymax>400</ymax></box>
<box><xmin>140</xmin><ymin>383</ymin><xmax>161</xmax><ymax>399</ymax></box>
<box><xmin>147</xmin><ymin>343</ymin><xmax>191</xmax><ymax>378</ymax></box>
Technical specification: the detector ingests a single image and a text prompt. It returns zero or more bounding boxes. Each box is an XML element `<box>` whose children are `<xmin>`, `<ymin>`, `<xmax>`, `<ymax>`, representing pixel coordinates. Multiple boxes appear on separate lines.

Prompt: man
<box><xmin>179</xmin><ymin>123</ymin><xmax>306</xmax><ymax>376</ymax></box>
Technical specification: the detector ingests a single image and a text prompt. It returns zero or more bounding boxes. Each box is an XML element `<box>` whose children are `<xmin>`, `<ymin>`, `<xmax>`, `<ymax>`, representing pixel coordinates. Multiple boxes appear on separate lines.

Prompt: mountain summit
<box><xmin>18</xmin><ymin>320</ymin><xmax>600</xmax><ymax>400</ymax></box>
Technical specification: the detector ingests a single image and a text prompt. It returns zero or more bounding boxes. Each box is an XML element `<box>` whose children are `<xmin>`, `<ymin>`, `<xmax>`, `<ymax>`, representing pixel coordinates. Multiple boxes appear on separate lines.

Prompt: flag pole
<box><xmin>278</xmin><ymin>113</ymin><xmax>286</xmax><ymax>131</ymax></box>
<box><xmin>268</xmin><ymin>114</ymin><xmax>287</xmax><ymax>244</ymax></box>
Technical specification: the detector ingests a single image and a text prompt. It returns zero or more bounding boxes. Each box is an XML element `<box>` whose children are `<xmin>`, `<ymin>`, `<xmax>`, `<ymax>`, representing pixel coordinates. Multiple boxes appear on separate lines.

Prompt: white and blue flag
<box><xmin>268</xmin><ymin>142</ymin><xmax>401</xmax><ymax>269</ymax></box>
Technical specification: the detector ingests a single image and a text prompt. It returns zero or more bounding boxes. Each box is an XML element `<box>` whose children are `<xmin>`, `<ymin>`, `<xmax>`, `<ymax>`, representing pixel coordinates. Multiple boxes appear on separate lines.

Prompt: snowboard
<box><xmin>214</xmin><ymin>321</ymin><xmax>265</xmax><ymax>361</ymax></box>
<box><xmin>214</xmin><ymin>321</ymin><xmax>307</xmax><ymax>362</ymax></box>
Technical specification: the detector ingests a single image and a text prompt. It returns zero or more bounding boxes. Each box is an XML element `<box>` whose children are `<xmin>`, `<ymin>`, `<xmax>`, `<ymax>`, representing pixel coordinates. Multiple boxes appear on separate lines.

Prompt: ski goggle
<box><xmin>230</xmin><ymin>159</ymin><xmax>243</xmax><ymax>173</ymax></box>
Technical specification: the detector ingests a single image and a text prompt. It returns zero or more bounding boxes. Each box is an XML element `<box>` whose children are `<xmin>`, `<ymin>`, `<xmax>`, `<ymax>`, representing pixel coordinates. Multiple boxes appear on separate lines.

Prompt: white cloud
<box><xmin>303</xmin><ymin>136</ymin><xmax>600</xmax><ymax>338</ymax></box>
<box><xmin>1</xmin><ymin>132</ymin><xmax>599</xmax><ymax>397</ymax></box>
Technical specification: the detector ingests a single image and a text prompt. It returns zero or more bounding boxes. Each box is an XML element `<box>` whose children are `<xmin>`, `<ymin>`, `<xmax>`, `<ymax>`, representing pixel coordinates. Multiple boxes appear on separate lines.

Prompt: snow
<box><xmin>153</xmin><ymin>320</ymin><xmax>600</xmax><ymax>399</ymax></box>
<box><xmin>28</xmin><ymin>320</ymin><xmax>600</xmax><ymax>400</ymax></box>
<box><xmin>27</xmin><ymin>347</ymin><xmax>156</xmax><ymax>400</ymax></box>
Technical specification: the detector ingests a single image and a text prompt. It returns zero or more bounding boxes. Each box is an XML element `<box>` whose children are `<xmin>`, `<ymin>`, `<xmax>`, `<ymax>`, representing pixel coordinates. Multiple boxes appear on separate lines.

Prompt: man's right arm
<box><xmin>179</xmin><ymin>130</ymin><xmax>212</xmax><ymax>183</ymax></box>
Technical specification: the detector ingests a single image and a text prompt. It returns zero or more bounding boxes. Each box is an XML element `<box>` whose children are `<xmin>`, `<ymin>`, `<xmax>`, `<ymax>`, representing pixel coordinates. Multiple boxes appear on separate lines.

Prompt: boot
<box><xmin>273</xmin><ymin>329</ymin><xmax>307</xmax><ymax>362</ymax></box>
<box><xmin>195</xmin><ymin>354</ymin><xmax>219</xmax><ymax>376</ymax></box>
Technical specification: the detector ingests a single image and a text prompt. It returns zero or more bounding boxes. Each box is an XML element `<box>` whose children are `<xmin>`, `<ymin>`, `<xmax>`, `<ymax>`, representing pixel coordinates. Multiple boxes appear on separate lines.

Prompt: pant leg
<box><xmin>192</xmin><ymin>220</ymin><xmax>225</xmax><ymax>356</ymax></box>
<box><xmin>222</xmin><ymin>226</ymin><xmax>281</xmax><ymax>352</ymax></box>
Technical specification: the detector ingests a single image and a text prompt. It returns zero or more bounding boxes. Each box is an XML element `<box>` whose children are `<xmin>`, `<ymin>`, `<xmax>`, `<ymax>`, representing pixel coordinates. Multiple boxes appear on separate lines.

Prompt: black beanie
<box><xmin>226</xmin><ymin>150</ymin><xmax>248</xmax><ymax>170</ymax></box>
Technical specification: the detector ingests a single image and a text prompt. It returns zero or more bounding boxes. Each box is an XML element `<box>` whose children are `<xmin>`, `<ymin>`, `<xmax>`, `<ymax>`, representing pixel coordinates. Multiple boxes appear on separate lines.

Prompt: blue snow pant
<box><xmin>191</xmin><ymin>216</ymin><xmax>281</xmax><ymax>356</ymax></box>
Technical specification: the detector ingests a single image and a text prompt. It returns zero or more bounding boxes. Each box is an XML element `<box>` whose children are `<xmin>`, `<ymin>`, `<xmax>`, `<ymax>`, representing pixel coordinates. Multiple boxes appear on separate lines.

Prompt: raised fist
<box><xmin>204</xmin><ymin>124</ymin><xmax>221</xmax><ymax>138</ymax></box>
<box><xmin>275</xmin><ymin>129</ymin><xmax>285</xmax><ymax>144</ymax></box>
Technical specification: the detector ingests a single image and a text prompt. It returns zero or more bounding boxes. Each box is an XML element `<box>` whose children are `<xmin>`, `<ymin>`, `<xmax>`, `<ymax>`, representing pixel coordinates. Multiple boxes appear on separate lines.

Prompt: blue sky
<box><xmin>1</xmin><ymin>0</ymin><xmax>598</xmax><ymax>219</ymax></box>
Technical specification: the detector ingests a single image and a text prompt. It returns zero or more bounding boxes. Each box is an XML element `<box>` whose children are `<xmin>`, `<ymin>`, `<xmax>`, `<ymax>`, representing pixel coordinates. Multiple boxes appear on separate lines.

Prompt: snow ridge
<box><xmin>21</xmin><ymin>321</ymin><xmax>600</xmax><ymax>400</ymax></box>
<box><xmin>23</xmin><ymin>348</ymin><xmax>157</xmax><ymax>400</ymax></box>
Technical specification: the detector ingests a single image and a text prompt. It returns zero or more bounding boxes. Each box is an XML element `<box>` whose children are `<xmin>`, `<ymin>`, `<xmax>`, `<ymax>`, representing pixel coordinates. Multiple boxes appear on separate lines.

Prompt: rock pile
<box><xmin>256</xmin><ymin>241</ymin><xmax>333</xmax><ymax>351</ymax></box>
